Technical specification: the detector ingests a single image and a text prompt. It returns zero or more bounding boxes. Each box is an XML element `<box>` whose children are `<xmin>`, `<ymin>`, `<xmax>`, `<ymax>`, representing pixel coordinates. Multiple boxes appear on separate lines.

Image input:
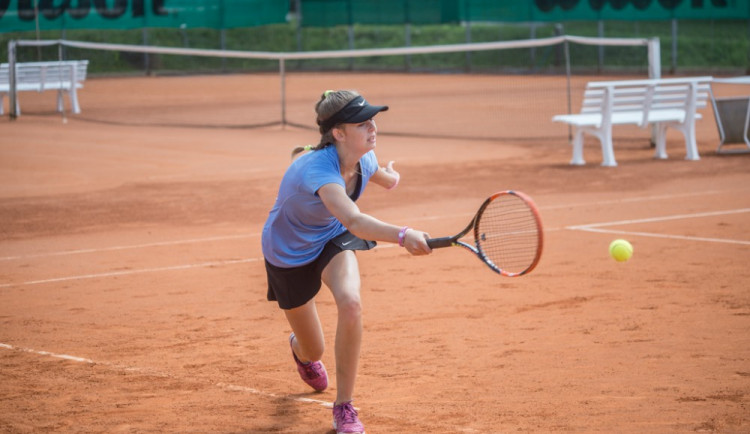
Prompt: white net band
<box><xmin>14</xmin><ymin>35</ymin><xmax>650</xmax><ymax>61</ymax></box>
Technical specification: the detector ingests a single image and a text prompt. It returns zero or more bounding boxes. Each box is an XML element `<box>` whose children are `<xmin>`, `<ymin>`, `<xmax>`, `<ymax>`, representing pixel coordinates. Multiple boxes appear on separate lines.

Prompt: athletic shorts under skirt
<box><xmin>265</xmin><ymin>231</ymin><xmax>376</xmax><ymax>310</ymax></box>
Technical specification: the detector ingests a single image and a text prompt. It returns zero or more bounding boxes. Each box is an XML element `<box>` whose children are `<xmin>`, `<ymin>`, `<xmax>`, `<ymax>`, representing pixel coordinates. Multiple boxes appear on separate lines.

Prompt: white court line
<box><xmin>0</xmin><ymin>245</ymin><xmax>400</xmax><ymax>289</ymax></box>
<box><xmin>0</xmin><ymin>233</ymin><xmax>259</xmax><ymax>261</ymax></box>
<box><xmin>0</xmin><ymin>343</ymin><xmax>96</xmax><ymax>363</ymax></box>
<box><xmin>538</xmin><ymin>190</ymin><xmax>726</xmax><ymax>211</ymax></box>
<box><xmin>217</xmin><ymin>383</ymin><xmax>333</xmax><ymax>408</ymax></box>
<box><xmin>0</xmin><ymin>258</ymin><xmax>261</xmax><ymax>289</ymax></box>
<box><xmin>567</xmin><ymin>208</ymin><xmax>750</xmax><ymax>245</ymax></box>
<box><xmin>0</xmin><ymin>342</ymin><xmax>332</xmax><ymax>409</ymax></box>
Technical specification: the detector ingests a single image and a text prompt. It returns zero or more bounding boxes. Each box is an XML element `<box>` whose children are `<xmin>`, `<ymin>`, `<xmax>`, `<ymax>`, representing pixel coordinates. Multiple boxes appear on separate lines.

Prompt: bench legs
<box><xmin>56</xmin><ymin>89</ymin><xmax>81</xmax><ymax>114</ymax></box>
<box><xmin>69</xmin><ymin>87</ymin><xmax>81</xmax><ymax>114</ymax></box>
<box><xmin>571</xmin><ymin>122</ymin><xmax>700</xmax><ymax>167</ymax></box>
<box><xmin>598</xmin><ymin>129</ymin><xmax>618</xmax><ymax>167</ymax></box>
<box><xmin>0</xmin><ymin>91</ymin><xmax>81</xmax><ymax>116</ymax></box>
<box><xmin>570</xmin><ymin>126</ymin><xmax>618</xmax><ymax>167</ymax></box>
<box><xmin>570</xmin><ymin>128</ymin><xmax>586</xmax><ymax>165</ymax></box>
<box><xmin>0</xmin><ymin>91</ymin><xmax>83</xmax><ymax>117</ymax></box>
<box><xmin>653</xmin><ymin>122</ymin><xmax>701</xmax><ymax>161</ymax></box>
<box><xmin>654</xmin><ymin>123</ymin><xmax>669</xmax><ymax>160</ymax></box>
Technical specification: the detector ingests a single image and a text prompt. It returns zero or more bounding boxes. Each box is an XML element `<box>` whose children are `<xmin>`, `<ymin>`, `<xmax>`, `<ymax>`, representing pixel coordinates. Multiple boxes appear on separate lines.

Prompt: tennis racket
<box><xmin>426</xmin><ymin>191</ymin><xmax>543</xmax><ymax>277</ymax></box>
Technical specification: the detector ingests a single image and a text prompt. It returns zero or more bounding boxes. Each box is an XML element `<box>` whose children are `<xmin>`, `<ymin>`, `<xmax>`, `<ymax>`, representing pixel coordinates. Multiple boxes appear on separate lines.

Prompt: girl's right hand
<box><xmin>403</xmin><ymin>229</ymin><xmax>432</xmax><ymax>255</ymax></box>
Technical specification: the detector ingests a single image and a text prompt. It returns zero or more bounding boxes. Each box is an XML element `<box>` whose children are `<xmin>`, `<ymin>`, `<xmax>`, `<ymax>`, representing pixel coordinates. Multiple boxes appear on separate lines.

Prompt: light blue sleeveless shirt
<box><xmin>262</xmin><ymin>145</ymin><xmax>379</xmax><ymax>267</ymax></box>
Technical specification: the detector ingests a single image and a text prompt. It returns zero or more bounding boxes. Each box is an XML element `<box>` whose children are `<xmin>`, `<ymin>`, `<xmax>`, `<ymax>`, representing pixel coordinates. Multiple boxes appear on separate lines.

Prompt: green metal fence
<box><xmin>2</xmin><ymin>1</ymin><xmax>748</xmax><ymax>74</ymax></box>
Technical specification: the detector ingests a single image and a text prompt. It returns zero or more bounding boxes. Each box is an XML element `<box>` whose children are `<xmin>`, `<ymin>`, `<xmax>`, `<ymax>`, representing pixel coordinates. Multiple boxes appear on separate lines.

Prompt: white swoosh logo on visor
<box><xmin>358</xmin><ymin>100</ymin><xmax>365</xmax><ymax>106</ymax></box>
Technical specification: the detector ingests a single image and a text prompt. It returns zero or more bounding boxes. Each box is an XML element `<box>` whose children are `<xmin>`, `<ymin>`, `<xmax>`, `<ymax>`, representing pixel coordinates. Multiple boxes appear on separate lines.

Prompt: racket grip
<box><xmin>426</xmin><ymin>237</ymin><xmax>455</xmax><ymax>249</ymax></box>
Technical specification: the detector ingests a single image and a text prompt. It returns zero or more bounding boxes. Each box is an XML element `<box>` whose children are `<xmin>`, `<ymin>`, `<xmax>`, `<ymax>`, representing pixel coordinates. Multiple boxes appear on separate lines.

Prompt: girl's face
<box><xmin>336</xmin><ymin>119</ymin><xmax>378</xmax><ymax>153</ymax></box>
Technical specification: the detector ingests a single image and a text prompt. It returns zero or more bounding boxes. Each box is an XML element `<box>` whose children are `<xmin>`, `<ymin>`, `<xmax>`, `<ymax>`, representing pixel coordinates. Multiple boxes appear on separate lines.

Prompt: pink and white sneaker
<box><xmin>332</xmin><ymin>401</ymin><xmax>365</xmax><ymax>434</ymax></box>
<box><xmin>289</xmin><ymin>333</ymin><xmax>328</xmax><ymax>392</ymax></box>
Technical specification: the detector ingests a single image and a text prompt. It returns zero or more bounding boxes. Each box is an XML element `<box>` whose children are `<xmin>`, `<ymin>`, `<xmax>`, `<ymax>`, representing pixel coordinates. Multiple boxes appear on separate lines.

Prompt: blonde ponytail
<box><xmin>291</xmin><ymin>144</ymin><xmax>315</xmax><ymax>160</ymax></box>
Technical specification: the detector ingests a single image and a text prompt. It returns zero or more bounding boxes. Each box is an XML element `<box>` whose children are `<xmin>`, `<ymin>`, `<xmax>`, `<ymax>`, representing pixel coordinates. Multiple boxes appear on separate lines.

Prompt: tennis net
<box><xmin>7</xmin><ymin>35</ymin><xmax>658</xmax><ymax>141</ymax></box>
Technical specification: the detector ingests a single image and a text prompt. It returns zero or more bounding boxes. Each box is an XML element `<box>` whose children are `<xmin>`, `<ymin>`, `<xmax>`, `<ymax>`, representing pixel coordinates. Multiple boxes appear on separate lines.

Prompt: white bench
<box><xmin>552</xmin><ymin>76</ymin><xmax>713</xmax><ymax>166</ymax></box>
<box><xmin>0</xmin><ymin>60</ymin><xmax>89</xmax><ymax>116</ymax></box>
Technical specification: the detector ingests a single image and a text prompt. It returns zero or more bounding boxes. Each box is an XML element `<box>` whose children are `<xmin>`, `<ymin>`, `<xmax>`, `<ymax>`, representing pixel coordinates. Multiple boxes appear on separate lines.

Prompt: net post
<box><xmin>648</xmin><ymin>37</ymin><xmax>662</xmax><ymax>146</ymax></box>
<box><xmin>280</xmin><ymin>58</ymin><xmax>286</xmax><ymax>129</ymax></box>
<box><xmin>34</xmin><ymin>0</ymin><xmax>41</xmax><ymax>60</ymax></box>
<box><xmin>597</xmin><ymin>20</ymin><xmax>604</xmax><ymax>73</ymax></box>
<box><xmin>8</xmin><ymin>39</ymin><xmax>17</xmax><ymax>121</ymax></box>
<box><xmin>142</xmin><ymin>28</ymin><xmax>151</xmax><ymax>75</ymax></box>
<box><xmin>564</xmin><ymin>36</ymin><xmax>573</xmax><ymax>143</ymax></box>
<box><xmin>294</xmin><ymin>0</ymin><xmax>302</xmax><ymax>69</ymax></box>
<box><xmin>57</xmin><ymin>42</ymin><xmax>68</xmax><ymax>123</ymax></box>
<box><xmin>404</xmin><ymin>22</ymin><xmax>412</xmax><ymax>72</ymax></box>
<box><xmin>670</xmin><ymin>19</ymin><xmax>678</xmax><ymax>74</ymax></box>
<box><xmin>647</xmin><ymin>37</ymin><xmax>661</xmax><ymax>79</ymax></box>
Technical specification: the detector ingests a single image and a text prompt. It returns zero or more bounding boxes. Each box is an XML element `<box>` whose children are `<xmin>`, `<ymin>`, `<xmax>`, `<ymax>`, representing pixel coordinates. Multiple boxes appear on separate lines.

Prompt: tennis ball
<box><xmin>609</xmin><ymin>239</ymin><xmax>633</xmax><ymax>262</ymax></box>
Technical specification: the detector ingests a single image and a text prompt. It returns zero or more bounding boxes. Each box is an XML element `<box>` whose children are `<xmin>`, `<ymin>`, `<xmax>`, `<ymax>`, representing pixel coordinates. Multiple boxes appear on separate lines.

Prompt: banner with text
<box><xmin>300</xmin><ymin>0</ymin><xmax>748</xmax><ymax>27</ymax></box>
<box><xmin>0</xmin><ymin>0</ymin><xmax>288</xmax><ymax>32</ymax></box>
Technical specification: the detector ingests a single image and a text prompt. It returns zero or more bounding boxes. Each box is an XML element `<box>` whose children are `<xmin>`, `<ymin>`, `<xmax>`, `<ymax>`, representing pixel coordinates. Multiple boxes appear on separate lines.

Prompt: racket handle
<box><xmin>426</xmin><ymin>237</ymin><xmax>455</xmax><ymax>249</ymax></box>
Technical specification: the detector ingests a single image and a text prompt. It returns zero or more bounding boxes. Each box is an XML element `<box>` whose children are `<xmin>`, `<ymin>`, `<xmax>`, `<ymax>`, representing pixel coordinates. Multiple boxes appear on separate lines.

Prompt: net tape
<box><xmin>13</xmin><ymin>35</ymin><xmax>650</xmax><ymax>62</ymax></box>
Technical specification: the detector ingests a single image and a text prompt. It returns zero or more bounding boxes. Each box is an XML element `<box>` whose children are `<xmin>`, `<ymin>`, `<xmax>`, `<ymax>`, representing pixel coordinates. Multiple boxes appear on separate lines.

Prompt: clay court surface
<box><xmin>1</xmin><ymin>72</ymin><xmax>749</xmax><ymax>433</ymax></box>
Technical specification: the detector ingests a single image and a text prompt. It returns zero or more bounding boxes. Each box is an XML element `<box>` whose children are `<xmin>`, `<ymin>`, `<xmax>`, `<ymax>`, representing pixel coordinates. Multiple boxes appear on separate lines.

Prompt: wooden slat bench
<box><xmin>0</xmin><ymin>60</ymin><xmax>89</xmax><ymax>116</ymax></box>
<box><xmin>552</xmin><ymin>76</ymin><xmax>713</xmax><ymax>167</ymax></box>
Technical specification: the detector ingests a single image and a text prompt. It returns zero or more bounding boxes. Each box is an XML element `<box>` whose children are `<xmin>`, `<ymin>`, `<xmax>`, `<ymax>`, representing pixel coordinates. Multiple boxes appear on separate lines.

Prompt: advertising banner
<box><xmin>0</xmin><ymin>0</ymin><xmax>289</xmax><ymax>32</ymax></box>
<box><xmin>300</xmin><ymin>0</ymin><xmax>749</xmax><ymax>27</ymax></box>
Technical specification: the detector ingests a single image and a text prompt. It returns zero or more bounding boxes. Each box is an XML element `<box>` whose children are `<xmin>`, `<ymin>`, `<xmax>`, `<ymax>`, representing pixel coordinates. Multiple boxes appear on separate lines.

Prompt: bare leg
<box><xmin>284</xmin><ymin>297</ymin><xmax>325</xmax><ymax>363</ymax></box>
<box><xmin>321</xmin><ymin>250</ymin><xmax>362</xmax><ymax>405</ymax></box>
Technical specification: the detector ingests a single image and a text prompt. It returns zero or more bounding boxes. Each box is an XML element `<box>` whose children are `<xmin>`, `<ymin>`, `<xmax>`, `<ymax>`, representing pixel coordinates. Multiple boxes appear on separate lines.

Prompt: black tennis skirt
<box><xmin>265</xmin><ymin>231</ymin><xmax>376</xmax><ymax>310</ymax></box>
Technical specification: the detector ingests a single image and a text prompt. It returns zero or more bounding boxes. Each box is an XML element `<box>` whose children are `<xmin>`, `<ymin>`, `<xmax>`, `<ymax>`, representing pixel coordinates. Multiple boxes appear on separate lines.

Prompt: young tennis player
<box><xmin>262</xmin><ymin>90</ymin><xmax>432</xmax><ymax>433</ymax></box>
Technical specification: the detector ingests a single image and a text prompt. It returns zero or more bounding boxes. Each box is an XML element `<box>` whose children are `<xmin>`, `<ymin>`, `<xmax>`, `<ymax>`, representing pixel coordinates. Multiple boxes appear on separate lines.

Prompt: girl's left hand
<box><xmin>384</xmin><ymin>161</ymin><xmax>400</xmax><ymax>190</ymax></box>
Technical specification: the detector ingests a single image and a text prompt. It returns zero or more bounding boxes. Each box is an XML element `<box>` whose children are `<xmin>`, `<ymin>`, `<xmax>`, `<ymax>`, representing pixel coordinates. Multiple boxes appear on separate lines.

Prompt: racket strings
<box><xmin>475</xmin><ymin>195</ymin><xmax>540</xmax><ymax>274</ymax></box>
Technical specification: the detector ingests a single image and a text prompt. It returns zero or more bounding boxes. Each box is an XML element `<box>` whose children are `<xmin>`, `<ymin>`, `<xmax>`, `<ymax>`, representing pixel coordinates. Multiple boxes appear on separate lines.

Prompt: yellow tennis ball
<box><xmin>609</xmin><ymin>239</ymin><xmax>633</xmax><ymax>262</ymax></box>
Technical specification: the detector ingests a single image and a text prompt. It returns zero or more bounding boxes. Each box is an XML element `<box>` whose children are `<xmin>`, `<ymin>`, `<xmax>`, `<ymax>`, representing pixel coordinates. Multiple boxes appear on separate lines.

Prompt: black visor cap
<box><xmin>318</xmin><ymin>96</ymin><xmax>389</xmax><ymax>132</ymax></box>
